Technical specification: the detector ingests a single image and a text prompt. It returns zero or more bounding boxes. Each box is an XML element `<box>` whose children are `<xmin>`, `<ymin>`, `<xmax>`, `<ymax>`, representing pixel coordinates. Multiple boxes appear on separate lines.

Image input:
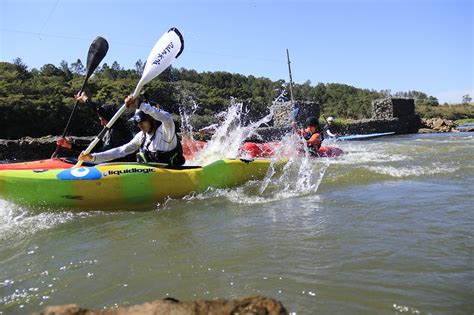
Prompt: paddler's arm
<box><xmin>79</xmin><ymin>133</ymin><xmax>142</xmax><ymax>162</ymax></box>
<box><xmin>74</xmin><ymin>92</ymin><xmax>100</xmax><ymax>112</ymax></box>
<box><xmin>138</xmin><ymin>101</ymin><xmax>176</xmax><ymax>143</ymax></box>
<box><xmin>326</xmin><ymin>128</ymin><xmax>337</xmax><ymax>138</ymax></box>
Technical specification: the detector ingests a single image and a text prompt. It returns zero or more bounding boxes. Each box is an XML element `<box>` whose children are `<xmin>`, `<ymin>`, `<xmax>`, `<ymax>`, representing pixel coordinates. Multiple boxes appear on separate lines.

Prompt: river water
<box><xmin>1</xmin><ymin>132</ymin><xmax>473</xmax><ymax>314</ymax></box>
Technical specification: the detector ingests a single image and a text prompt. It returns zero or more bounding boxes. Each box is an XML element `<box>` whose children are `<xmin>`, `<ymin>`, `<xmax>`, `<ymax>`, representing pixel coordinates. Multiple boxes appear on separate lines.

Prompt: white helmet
<box><xmin>327</xmin><ymin>116</ymin><xmax>334</xmax><ymax>122</ymax></box>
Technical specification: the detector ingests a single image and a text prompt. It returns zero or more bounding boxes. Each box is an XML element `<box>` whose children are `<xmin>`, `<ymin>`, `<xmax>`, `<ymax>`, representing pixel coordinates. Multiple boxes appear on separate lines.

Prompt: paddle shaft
<box><xmin>286</xmin><ymin>49</ymin><xmax>295</xmax><ymax>105</ymax></box>
<box><xmin>80</xmin><ymin>103</ymin><xmax>128</xmax><ymax>156</ymax></box>
<box><xmin>51</xmin><ymin>79</ymin><xmax>89</xmax><ymax>158</ymax></box>
<box><xmin>321</xmin><ymin>114</ymin><xmax>328</xmax><ymax>124</ymax></box>
<box><xmin>61</xmin><ymin>80</ymin><xmax>88</xmax><ymax>138</ymax></box>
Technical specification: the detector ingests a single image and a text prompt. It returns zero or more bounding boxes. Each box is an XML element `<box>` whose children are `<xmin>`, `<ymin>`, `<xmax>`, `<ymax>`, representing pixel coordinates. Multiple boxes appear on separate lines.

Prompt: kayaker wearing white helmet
<box><xmin>79</xmin><ymin>94</ymin><xmax>185</xmax><ymax>166</ymax></box>
<box><xmin>323</xmin><ymin>116</ymin><xmax>340</xmax><ymax>138</ymax></box>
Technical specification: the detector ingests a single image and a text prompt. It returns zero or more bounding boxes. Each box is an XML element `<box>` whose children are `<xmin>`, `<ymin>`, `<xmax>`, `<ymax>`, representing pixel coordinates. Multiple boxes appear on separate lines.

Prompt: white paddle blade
<box><xmin>132</xmin><ymin>28</ymin><xmax>184</xmax><ymax>98</ymax></box>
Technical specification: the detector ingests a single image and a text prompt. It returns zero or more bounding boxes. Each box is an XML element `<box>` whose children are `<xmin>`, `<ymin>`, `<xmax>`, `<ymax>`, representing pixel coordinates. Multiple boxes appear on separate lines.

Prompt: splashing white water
<box><xmin>257</xmin><ymin>134</ymin><xmax>330</xmax><ymax>200</ymax></box>
<box><xmin>0</xmin><ymin>201</ymin><xmax>75</xmax><ymax>240</ymax></box>
<box><xmin>178</xmin><ymin>95</ymin><xmax>331</xmax><ymax>203</ymax></box>
<box><xmin>189</xmin><ymin>98</ymin><xmax>274</xmax><ymax>166</ymax></box>
<box><xmin>178</xmin><ymin>97</ymin><xmax>199</xmax><ymax>139</ymax></box>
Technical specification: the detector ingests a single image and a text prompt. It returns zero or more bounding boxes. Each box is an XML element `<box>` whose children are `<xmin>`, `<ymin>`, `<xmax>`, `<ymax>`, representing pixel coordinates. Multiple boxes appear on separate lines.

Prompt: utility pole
<box><xmin>286</xmin><ymin>49</ymin><xmax>295</xmax><ymax>105</ymax></box>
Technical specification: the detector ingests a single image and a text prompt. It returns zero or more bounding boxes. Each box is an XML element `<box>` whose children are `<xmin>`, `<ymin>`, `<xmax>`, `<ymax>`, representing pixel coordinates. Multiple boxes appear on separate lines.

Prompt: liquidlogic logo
<box><xmin>102</xmin><ymin>168</ymin><xmax>156</xmax><ymax>177</ymax></box>
<box><xmin>57</xmin><ymin>167</ymin><xmax>102</xmax><ymax>180</ymax></box>
<box><xmin>152</xmin><ymin>42</ymin><xmax>174</xmax><ymax>66</ymax></box>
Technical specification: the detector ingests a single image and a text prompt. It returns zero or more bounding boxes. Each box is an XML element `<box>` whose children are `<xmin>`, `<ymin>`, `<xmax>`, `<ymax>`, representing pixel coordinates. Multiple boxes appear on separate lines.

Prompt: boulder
<box><xmin>420</xmin><ymin>118</ymin><xmax>458</xmax><ymax>133</ymax></box>
<box><xmin>432</xmin><ymin>118</ymin><xmax>445</xmax><ymax>129</ymax></box>
<box><xmin>35</xmin><ymin>295</ymin><xmax>288</xmax><ymax>315</ymax></box>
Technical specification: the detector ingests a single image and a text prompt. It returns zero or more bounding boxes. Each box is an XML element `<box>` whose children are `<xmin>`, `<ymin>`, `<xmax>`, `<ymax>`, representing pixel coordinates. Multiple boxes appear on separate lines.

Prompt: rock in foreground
<box><xmin>35</xmin><ymin>295</ymin><xmax>288</xmax><ymax>315</ymax></box>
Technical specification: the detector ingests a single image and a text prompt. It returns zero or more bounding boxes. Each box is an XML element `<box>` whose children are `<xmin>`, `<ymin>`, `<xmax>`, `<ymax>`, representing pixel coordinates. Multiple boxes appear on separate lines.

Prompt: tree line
<box><xmin>0</xmin><ymin>58</ymin><xmax>460</xmax><ymax>139</ymax></box>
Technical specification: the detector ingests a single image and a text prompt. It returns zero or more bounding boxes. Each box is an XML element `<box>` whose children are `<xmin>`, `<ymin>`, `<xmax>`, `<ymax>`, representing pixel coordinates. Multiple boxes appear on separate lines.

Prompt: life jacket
<box><xmin>301</xmin><ymin>128</ymin><xmax>321</xmax><ymax>153</ymax></box>
<box><xmin>137</xmin><ymin>129</ymin><xmax>185</xmax><ymax>166</ymax></box>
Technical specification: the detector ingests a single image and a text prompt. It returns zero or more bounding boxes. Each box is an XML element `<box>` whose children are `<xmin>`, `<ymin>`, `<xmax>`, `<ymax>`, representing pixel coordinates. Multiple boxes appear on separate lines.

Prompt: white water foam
<box><xmin>189</xmin><ymin>98</ymin><xmax>274</xmax><ymax>166</ymax></box>
<box><xmin>0</xmin><ymin>201</ymin><xmax>73</xmax><ymax>240</ymax></box>
<box><xmin>178</xmin><ymin>97</ymin><xmax>199</xmax><ymax>138</ymax></box>
<box><xmin>0</xmin><ymin>200</ymin><xmax>104</xmax><ymax>240</ymax></box>
<box><xmin>365</xmin><ymin>164</ymin><xmax>458</xmax><ymax>178</ymax></box>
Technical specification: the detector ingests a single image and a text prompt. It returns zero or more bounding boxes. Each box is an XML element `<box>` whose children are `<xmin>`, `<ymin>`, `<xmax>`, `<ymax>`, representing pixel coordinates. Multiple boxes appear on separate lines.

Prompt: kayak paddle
<box><xmin>52</xmin><ymin>36</ymin><xmax>109</xmax><ymax>158</ymax></box>
<box><xmin>73</xmin><ymin>27</ymin><xmax>184</xmax><ymax>168</ymax></box>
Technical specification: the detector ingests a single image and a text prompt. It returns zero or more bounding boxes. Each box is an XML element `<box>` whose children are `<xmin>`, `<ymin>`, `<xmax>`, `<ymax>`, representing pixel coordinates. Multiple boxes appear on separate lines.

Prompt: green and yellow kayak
<box><xmin>0</xmin><ymin>159</ymin><xmax>283</xmax><ymax>210</ymax></box>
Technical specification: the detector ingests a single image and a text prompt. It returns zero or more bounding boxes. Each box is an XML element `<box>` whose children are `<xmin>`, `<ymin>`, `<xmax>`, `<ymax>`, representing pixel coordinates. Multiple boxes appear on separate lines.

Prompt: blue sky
<box><xmin>1</xmin><ymin>0</ymin><xmax>472</xmax><ymax>103</ymax></box>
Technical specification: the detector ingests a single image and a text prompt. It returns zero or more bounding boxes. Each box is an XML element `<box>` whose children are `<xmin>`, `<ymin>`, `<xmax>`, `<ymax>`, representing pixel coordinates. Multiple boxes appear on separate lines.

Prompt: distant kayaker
<box><xmin>56</xmin><ymin>92</ymin><xmax>134</xmax><ymax>162</ymax></box>
<box><xmin>79</xmin><ymin>95</ymin><xmax>186</xmax><ymax>166</ymax></box>
<box><xmin>292</xmin><ymin>116</ymin><xmax>322</xmax><ymax>155</ymax></box>
<box><xmin>323</xmin><ymin>116</ymin><xmax>340</xmax><ymax>139</ymax></box>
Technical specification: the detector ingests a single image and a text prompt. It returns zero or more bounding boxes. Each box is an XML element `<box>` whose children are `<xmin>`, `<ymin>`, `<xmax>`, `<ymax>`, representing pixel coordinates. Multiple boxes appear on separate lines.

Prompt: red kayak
<box><xmin>240</xmin><ymin>142</ymin><xmax>343</xmax><ymax>158</ymax></box>
<box><xmin>0</xmin><ymin>158</ymin><xmax>73</xmax><ymax>170</ymax></box>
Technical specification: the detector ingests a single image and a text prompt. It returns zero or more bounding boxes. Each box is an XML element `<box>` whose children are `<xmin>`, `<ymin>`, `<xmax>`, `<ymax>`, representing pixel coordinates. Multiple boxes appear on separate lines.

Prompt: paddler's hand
<box><xmin>124</xmin><ymin>95</ymin><xmax>139</xmax><ymax>108</ymax></box>
<box><xmin>56</xmin><ymin>137</ymin><xmax>72</xmax><ymax>149</ymax></box>
<box><xmin>79</xmin><ymin>151</ymin><xmax>93</xmax><ymax>161</ymax></box>
<box><xmin>74</xmin><ymin>92</ymin><xmax>88</xmax><ymax>103</ymax></box>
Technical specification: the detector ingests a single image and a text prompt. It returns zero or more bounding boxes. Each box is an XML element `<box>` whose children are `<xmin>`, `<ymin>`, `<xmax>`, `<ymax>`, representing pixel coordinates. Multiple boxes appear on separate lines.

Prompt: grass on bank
<box><xmin>454</xmin><ymin>118</ymin><xmax>474</xmax><ymax>125</ymax></box>
<box><xmin>415</xmin><ymin>103</ymin><xmax>474</xmax><ymax>120</ymax></box>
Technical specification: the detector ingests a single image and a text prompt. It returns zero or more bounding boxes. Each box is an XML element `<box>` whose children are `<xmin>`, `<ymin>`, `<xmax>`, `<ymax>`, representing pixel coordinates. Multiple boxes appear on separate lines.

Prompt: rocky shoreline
<box><xmin>0</xmin><ymin>136</ymin><xmax>93</xmax><ymax>162</ymax></box>
<box><xmin>419</xmin><ymin>118</ymin><xmax>463</xmax><ymax>133</ymax></box>
<box><xmin>35</xmin><ymin>295</ymin><xmax>288</xmax><ymax>315</ymax></box>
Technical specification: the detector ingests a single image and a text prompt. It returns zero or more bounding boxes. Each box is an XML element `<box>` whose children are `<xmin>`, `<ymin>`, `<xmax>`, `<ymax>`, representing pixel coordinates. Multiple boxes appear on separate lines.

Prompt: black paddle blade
<box><xmin>85</xmin><ymin>36</ymin><xmax>109</xmax><ymax>78</ymax></box>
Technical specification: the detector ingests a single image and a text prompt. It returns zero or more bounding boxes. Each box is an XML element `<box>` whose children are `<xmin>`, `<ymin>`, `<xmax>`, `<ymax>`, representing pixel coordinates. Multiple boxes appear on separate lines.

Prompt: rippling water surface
<box><xmin>1</xmin><ymin>132</ymin><xmax>473</xmax><ymax>314</ymax></box>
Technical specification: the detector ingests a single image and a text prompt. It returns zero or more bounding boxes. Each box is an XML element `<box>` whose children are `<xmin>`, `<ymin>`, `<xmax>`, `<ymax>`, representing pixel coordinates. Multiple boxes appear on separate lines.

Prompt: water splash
<box><xmin>189</xmin><ymin>98</ymin><xmax>274</xmax><ymax>165</ymax></box>
<box><xmin>178</xmin><ymin>97</ymin><xmax>199</xmax><ymax>140</ymax></box>
<box><xmin>177</xmin><ymin>93</ymin><xmax>333</xmax><ymax>202</ymax></box>
<box><xmin>257</xmin><ymin>134</ymin><xmax>330</xmax><ymax>200</ymax></box>
<box><xmin>0</xmin><ymin>201</ymin><xmax>75</xmax><ymax>240</ymax></box>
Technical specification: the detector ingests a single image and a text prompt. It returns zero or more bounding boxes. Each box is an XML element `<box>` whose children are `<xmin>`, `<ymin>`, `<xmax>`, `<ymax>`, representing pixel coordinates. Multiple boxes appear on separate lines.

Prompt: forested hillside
<box><xmin>1</xmin><ymin>58</ymin><xmax>466</xmax><ymax>139</ymax></box>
